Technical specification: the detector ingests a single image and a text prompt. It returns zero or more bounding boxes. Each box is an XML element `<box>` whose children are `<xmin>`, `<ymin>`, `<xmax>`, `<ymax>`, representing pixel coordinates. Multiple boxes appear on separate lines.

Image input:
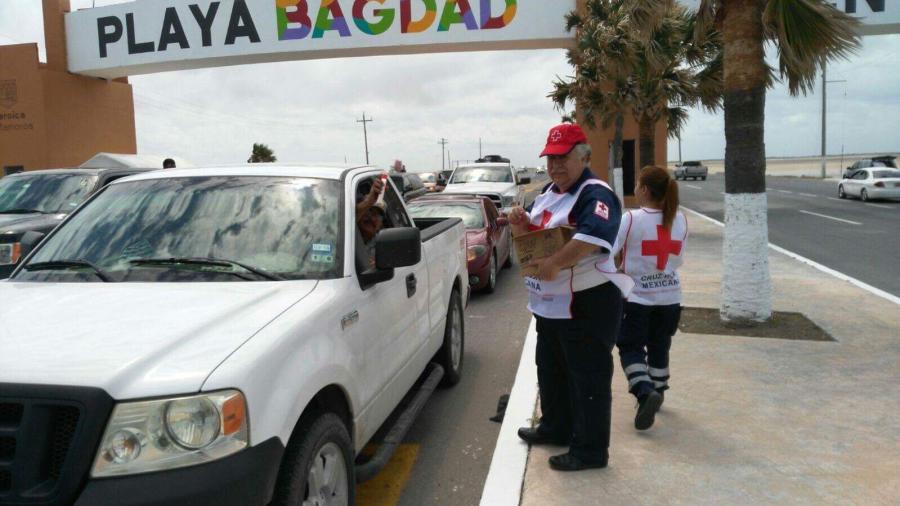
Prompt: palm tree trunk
<box><xmin>611</xmin><ymin>112</ymin><xmax>625</xmax><ymax>194</ymax></box>
<box><xmin>638</xmin><ymin>116</ymin><xmax>655</xmax><ymax>168</ymax></box>
<box><xmin>721</xmin><ymin>0</ymin><xmax>772</xmax><ymax>323</ymax></box>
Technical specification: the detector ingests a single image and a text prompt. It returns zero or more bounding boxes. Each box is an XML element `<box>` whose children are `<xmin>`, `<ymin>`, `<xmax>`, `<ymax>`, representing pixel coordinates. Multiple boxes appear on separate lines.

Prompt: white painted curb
<box><xmin>479</xmin><ymin>317</ymin><xmax>538</xmax><ymax>506</ymax></box>
<box><xmin>681</xmin><ymin>206</ymin><xmax>900</xmax><ymax>306</ymax></box>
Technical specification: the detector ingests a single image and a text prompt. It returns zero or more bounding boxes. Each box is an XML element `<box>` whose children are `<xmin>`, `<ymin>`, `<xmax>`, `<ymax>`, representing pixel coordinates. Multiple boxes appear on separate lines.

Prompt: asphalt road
<box><xmin>356</xmin><ymin>182</ymin><xmax>546</xmax><ymax>506</ymax></box>
<box><xmin>678</xmin><ymin>174</ymin><xmax>900</xmax><ymax>297</ymax></box>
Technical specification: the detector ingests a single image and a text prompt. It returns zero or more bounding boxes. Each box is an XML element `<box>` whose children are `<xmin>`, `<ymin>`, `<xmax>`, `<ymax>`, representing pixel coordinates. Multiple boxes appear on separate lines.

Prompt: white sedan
<box><xmin>838</xmin><ymin>168</ymin><xmax>900</xmax><ymax>201</ymax></box>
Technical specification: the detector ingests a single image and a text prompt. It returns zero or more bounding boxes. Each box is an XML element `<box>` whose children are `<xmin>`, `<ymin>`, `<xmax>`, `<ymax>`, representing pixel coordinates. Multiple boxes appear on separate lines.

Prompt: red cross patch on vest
<box><xmin>641</xmin><ymin>225</ymin><xmax>683</xmax><ymax>270</ymax></box>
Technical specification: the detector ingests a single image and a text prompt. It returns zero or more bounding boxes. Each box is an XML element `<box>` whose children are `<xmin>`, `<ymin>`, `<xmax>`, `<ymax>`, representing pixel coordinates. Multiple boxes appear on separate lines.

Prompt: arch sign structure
<box><xmin>65</xmin><ymin>0</ymin><xmax>577</xmax><ymax>79</ymax></box>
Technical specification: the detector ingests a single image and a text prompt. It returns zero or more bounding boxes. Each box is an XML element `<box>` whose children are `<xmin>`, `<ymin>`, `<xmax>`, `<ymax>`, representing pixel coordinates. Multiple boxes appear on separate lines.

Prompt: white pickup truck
<box><xmin>0</xmin><ymin>165</ymin><xmax>468</xmax><ymax>506</ymax></box>
<box><xmin>440</xmin><ymin>162</ymin><xmax>529</xmax><ymax>213</ymax></box>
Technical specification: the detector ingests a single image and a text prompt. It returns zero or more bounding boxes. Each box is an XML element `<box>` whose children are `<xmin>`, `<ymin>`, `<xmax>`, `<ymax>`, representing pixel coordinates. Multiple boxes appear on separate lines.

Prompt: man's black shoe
<box><xmin>635</xmin><ymin>390</ymin><xmax>663</xmax><ymax>430</ymax></box>
<box><xmin>548</xmin><ymin>452</ymin><xmax>608</xmax><ymax>471</ymax></box>
<box><xmin>517</xmin><ymin>427</ymin><xmax>568</xmax><ymax>446</ymax></box>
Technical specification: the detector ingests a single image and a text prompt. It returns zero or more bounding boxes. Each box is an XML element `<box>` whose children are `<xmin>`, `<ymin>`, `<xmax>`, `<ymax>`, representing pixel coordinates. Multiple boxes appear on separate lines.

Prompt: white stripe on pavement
<box><xmin>777</xmin><ymin>190</ymin><xmax>794</xmax><ymax>194</ymax></box>
<box><xmin>866</xmin><ymin>203</ymin><xmax>891</xmax><ymax>209</ymax></box>
<box><xmin>799</xmin><ymin>193</ymin><xmax>817</xmax><ymax>197</ymax></box>
<box><xmin>685</xmin><ymin>184</ymin><xmax>702</xmax><ymax>190</ymax></box>
<box><xmin>798</xmin><ymin>210</ymin><xmax>862</xmax><ymax>225</ymax></box>
<box><xmin>681</xmin><ymin>206</ymin><xmax>900</xmax><ymax>307</ymax></box>
<box><xmin>480</xmin><ymin>317</ymin><xmax>538</xmax><ymax>506</ymax></box>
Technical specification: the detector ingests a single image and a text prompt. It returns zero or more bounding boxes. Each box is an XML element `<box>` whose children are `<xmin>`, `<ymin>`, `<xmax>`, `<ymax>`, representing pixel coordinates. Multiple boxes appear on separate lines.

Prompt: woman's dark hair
<box><xmin>639</xmin><ymin>165</ymin><xmax>679</xmax><ymax>231</ymax></box>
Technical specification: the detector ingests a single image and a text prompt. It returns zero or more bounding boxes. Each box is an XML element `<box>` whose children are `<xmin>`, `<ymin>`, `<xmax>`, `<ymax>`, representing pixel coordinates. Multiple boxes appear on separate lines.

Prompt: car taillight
<box><xmin>874</xmin><ymin>181</ymin><xmax>885</xmax><ymax>188</ymax></box>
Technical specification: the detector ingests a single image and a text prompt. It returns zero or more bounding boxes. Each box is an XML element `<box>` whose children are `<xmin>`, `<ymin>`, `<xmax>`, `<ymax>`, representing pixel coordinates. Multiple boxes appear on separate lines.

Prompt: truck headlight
<box><xmin>0</xmin><ymin>242</ymin><xmax>21</xmax><ymax>266</ymax></box>
<box><xmin>501</xmin><ymin>195</ymin><xmax>515</xmax><ymax>208</ymax></box>
<box><xmin>92</xmin><ymin>390</ymin><xmax>248</xmax><ymax>477</ymax></box>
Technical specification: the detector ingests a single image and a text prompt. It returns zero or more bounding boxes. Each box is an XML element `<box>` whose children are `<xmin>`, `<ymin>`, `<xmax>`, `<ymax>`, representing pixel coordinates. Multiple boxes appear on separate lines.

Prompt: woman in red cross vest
<box><xmin>612</xmin><ymin>165</ymin><xmax>688</xmax><ymax>431</ymax></box>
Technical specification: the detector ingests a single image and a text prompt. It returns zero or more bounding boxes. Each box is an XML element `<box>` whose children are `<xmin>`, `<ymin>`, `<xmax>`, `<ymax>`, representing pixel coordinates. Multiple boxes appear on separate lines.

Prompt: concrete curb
<box><xmin>479</xmin><ymin>317</ymin><xmax>538</xmax><ymax>506</ymax></box>
<box><xmin>680</xmin><ymin>205</ymin><xmax>900</xmax><ymax>306</ymax></box>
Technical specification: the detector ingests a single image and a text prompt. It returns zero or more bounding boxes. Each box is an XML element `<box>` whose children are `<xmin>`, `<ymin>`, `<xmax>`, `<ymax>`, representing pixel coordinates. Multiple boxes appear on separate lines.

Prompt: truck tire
<box><xmin>484</xmin><ymin>254</ymin><xmax>498</xmax><ymax>293</ymax></box>
<box><xmin>436</xmin><ymin>289</ymin><xmax>464</xmax><ymax>387</ymax></box>
<box><xmin>701</xmin><ymin>176</ymin><xmax>707</xmax><ymax>181</ymax></box>
<box><xmin>272</xmin><ymin>412</ymin><xmax>355</xmax><ymax>506</ymax></box>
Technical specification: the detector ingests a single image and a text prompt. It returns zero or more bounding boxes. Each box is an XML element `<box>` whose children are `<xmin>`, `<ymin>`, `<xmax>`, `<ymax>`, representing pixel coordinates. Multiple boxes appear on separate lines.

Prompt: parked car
<box><xmin>0</xmin><ymin>167</ymin><xmax>156</xmax><ymax>278</ymax></box>
<box><xmin>674</xmin><ymin>161</ymin><xmax>708</xmax><ymax>180</ymax></box>
<box><xmin>844</xmin><ymin>156</ymin><xmax>897</xmax><ymax>179</ymax></box>
<box><xmin>408</xmin><ymin>195</ymin><xmax>512</xmax><ymax>293</ymax></box>
<box><xmin>441</xmin><ymin>162</ymin><xmax>529</xmax><ymax>213</ymax></box>
<box><xmin>0</xmin><ymin>164</ymin><xmax>468</xmax><ymax>506</ymax></box>
<box><xmin>389</xmin><ymin>171</ymin><xmax>428</xmax><ymax>202</ymax></box>
<box><xmin>838</xmin><ymin>168</ymin><xmax>900</xmax><ymax>201</ymax></box>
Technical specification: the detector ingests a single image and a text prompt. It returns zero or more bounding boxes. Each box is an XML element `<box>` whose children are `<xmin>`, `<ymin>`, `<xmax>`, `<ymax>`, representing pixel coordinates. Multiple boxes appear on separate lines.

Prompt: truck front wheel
<box><xmin>272</xmin><ymin>412</ymin><xmax>355</xmax><ymax>506</ymax></box>
<box><xmin>436</xmin><ymin>289</ymin><xmax>464</xmax><ymax>387</ymax></box>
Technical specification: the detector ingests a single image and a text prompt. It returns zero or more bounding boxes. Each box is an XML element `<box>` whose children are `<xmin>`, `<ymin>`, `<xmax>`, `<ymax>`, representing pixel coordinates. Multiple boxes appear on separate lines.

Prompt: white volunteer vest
<box><xmin>524</xmin><ymin>179</ymin><xmax>634</xmax><ymax>319</ymax></box>
<box><xmin>618</xmin><ymin>209</ymin><xmax>688</xmax><ymax>306</ymax></box>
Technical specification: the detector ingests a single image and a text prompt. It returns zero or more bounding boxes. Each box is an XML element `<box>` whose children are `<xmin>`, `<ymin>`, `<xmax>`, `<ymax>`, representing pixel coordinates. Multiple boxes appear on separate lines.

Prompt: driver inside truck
<box><xmin>356</xmin><ymin>176</ymin><xmax>387</xmax><ymax>267</ymax></box>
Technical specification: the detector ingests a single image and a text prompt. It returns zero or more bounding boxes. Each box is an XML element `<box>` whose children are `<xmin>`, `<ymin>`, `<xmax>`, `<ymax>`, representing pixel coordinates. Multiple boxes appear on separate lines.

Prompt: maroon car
<box><xmin>407</xmin><ymin>195</ymin><xmax>512</xmax><ymax>293</ymax></box>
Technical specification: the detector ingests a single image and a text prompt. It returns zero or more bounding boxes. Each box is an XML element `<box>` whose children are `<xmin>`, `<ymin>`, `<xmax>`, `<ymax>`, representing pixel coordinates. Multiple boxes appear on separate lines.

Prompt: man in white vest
<box><xmin>508</xmin><ymin>123</ymin><xmax>633</xmax><ymax>471</ymax></box>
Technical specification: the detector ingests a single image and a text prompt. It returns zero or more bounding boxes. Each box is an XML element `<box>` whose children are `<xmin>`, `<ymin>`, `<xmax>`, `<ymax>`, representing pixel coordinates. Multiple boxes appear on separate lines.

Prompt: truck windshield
<box><xmin>15</xmin><ymin>176</ymin><xmax>342</xmax><ymax>282</ymax></box>
<box><xmin>408</xmin><ymin>203</ymin><xmax>484</xmax><ymax>229</ymax></box>
<box><xmin>449</xmin><ymin>166</ymin><xmax>512</xmax><ymax>184</ymax></box>
<box><xmin>0</xmin><ymin>173</ymin><xmax>98</xmax><ymax>214</ymax></box>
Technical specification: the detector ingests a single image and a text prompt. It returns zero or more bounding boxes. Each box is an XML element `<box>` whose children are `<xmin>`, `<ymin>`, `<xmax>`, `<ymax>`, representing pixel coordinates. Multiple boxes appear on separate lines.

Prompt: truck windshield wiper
<box><xmin>24</xmin><ymin>260</ymin><xmax>113</xmax><ymax>282</ymax></box>
<box><xmin>129</xmin><ymin>257</ymin><xmax>284</xmax><ymax>281</ymax></box>
<box><xmin>0</xmin><ymin>208</ymin><xmax>47</xmax><ymax>214</ymax></box>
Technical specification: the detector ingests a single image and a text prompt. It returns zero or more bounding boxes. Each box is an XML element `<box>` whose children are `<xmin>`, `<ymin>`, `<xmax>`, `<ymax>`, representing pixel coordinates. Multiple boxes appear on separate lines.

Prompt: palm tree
<box><xmin>551</xmin><ymin>0</ymin><xmax>638</xmax><ymax>182</ymax></box>
<box><xmin>553</xmin><ymin>0</ymin><xmax>721</xmax><ymax>174</ymax></box>
<box><xmin>693</xmin><ymin>0</ymin><xmax>859</xmax><ymax>323</ymax></box>
<box><xmin>248</xmin><ymin>143</ymin><xmax>277</xmax><ymax>163</ymax></box>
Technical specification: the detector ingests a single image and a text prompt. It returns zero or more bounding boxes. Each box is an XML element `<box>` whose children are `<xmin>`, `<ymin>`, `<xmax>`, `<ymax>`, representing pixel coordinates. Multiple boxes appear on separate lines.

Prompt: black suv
<box><xmin>0</xmin><ymin>167</ymin><xmax>155</xmax><ymax>278</ymax></box>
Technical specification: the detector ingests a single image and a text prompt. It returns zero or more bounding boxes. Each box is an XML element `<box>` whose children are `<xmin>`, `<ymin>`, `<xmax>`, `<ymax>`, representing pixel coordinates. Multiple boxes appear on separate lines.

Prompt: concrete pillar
<box><xmin>42</xmin><ymin>0</ymin><xmax>71</xmax><ymax>71</ymax></box>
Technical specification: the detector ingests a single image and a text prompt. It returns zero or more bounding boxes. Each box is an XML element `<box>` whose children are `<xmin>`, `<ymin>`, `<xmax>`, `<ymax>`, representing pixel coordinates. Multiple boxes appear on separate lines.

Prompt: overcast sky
<box><xmin>2</xmin><ymin>0</ymin><xmax>899</xmax><ymax>171</ymax></box>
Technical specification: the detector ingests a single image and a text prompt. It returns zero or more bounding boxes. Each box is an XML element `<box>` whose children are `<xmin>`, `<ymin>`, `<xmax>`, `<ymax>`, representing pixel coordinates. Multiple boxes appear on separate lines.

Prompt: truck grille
<box><xmin>476</xmin><ymin>194</ymin><xmax>504</xmax><ymax>210</ymax></box>
<box><xmin>0</xmin><ymin>385</ymin><xmax>113</xmax><ymax>505</ymax></box>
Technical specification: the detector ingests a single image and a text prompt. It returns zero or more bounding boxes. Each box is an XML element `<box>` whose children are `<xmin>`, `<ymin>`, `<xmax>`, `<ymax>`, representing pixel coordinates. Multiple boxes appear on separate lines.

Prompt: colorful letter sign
<box><xmin>65</xmin><ymin>0</ymin><xmax>574</xmax><ymax>79</ymax></box>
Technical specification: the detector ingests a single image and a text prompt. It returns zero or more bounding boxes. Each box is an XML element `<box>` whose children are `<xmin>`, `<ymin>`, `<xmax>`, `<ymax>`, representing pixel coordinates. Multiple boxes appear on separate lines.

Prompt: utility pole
<box><xmin>677</xmin><ymin>133</ymin><xmax>683</xmax><ymax>165</ymax></box>
<box><xmin>438</xmin><ymin>138</ymin><xmax>448</xmax><ymax>171</ymax></box>
<box><xmin>357</xmin><ymin>112</ymin><xmax>373</xmax><ymax>165</ymax></box>
<box><xmin>479</xmin><ymin>137</ymin><xmax>482</xmax><ymax>159</ymax></box>
<box><xmin>821</xmin><ymin>64</ymin><xmax>846</xmax><ymax>178</ymax></box>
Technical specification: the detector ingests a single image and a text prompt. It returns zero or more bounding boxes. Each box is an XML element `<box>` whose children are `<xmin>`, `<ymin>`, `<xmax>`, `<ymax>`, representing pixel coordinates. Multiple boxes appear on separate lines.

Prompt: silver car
<box><xmin>838</xmin><ymin>168</ymin><xmax>900</xmax><ymax>201</ymax></box>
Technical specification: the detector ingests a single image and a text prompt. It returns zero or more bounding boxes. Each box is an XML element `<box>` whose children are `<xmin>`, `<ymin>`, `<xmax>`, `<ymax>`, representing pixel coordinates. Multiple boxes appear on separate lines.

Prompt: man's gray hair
<box><xmin>573</xmin><ymin>143</ymin><xmax>592</xmax><ymax>163</ymax></box>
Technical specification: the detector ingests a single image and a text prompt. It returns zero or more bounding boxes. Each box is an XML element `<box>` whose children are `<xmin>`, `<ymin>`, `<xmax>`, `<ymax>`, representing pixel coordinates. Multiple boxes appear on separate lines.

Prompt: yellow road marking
<box><xmin>356</xmin><ymin>444</ymin><xmax>420</xmax><ymax>506</ymax></box>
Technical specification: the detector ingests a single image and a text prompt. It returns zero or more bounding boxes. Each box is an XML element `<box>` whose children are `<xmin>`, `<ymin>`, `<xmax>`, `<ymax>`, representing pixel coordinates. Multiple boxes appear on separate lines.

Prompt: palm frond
<box><xmin>666</xmin><ymin>107</ymin><xmax>690</xmax><ymax>139</ymax></box>
<box><xmin>763</xmin><ymin>0</ymin><xmax>860</xmax><ymax>96</ymax></box>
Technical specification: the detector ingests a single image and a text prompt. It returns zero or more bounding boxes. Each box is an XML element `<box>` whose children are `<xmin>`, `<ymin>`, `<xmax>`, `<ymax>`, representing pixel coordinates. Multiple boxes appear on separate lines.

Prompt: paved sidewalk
<box><xmin>519</xmin><ymin>214</ymin><xmax>900</xmax><ymax>505</ymax></box>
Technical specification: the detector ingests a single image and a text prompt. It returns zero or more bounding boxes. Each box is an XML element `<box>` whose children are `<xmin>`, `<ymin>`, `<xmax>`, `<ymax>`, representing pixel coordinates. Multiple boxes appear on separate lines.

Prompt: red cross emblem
<box><xmin>528</xmin><ymin>210</ymin><xmax>554</xmax><ymax>231</ymax></box>
<box><xmin>642</xmin><ymin>225</ymin><xmax>682</xmax><ymax>270</ymax></box>
<box><xmin>550</xmin><ymin>130</ymin><xmax>563</xmax><ymax>141</ymax></box>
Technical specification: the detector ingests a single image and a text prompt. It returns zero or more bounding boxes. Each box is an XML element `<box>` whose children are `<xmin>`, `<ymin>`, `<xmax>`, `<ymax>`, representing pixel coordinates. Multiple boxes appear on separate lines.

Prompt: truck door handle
<box><xmin>406</xmin><ymin>274</ymin><xmax>417</xmax><ymax>298</ymax></box>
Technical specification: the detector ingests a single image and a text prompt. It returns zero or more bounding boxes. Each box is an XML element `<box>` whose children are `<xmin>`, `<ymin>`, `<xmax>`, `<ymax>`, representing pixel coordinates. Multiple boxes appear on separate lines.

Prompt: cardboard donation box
<box><xmin>514</xmin><ymin>226</ymin><xmax>575</xmax><ymax>278</ymax></box>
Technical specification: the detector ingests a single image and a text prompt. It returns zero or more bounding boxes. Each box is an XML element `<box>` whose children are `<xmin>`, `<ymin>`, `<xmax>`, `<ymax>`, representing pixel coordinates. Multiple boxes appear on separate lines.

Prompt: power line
<box><xmin>357</xmin><ymin>112</ymin><xmax>373</xmax><ymax>165</ymax></box>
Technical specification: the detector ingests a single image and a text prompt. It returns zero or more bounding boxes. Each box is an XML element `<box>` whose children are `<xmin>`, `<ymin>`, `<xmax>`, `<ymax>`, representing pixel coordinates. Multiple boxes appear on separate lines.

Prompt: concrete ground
<box><xmin>519</xmin><ymin>213</ymin><xmax>900</xmax><ymax>505</ymax></box>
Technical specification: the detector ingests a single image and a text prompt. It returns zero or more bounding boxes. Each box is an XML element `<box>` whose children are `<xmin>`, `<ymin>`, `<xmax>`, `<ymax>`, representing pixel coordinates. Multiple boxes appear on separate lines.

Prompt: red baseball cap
<box><xmin>539</xmin><ymin>123</ymin><xmax>588</xmax><ymax>157</ymax></box>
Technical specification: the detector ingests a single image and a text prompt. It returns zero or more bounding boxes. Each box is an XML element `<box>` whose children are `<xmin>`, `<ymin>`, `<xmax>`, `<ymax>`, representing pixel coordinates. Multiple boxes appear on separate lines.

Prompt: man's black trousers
<box><xmin>534</xmin><ymin>282</ymin><xmax>623</xmax><ymax>463</ymax></box>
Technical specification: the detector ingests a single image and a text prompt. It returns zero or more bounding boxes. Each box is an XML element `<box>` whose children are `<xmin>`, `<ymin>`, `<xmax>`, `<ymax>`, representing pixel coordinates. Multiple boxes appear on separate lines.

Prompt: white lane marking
<box><xmin>681</xmin><ymin>206</ymin><xmax>900</xmax><ymax>307</ymax></box>
<box><xmin>866</xmin><ymin>203</ymin><xmax>891</xmax><ymax>209</ymax></box>
<box><xmin>798</xmin><ymin>210</ymin><xmax>862</xmax><ymax>226</ymax></box>
<box><xmin>480</xmin><ymin>317</ymin><xmax>538</xmax><ymax>506</ymax></box>
<box><xmin>766</xmin><ymin>187</ymin><xmax>775</xmax><ymax>192</ymax></box>
<box><xmin>799</xmin><ymin>193</ymin><xmax>817</xmax><ymax>197</ymax></box>
<box><xmin>684</xmin><ymin>184</ymin><xmax>702</xmax><ymax>190</ymax></box>
<box><xmin>777</xmin><ymin>189</ymin><xmax>794</xmax><ymax>194</ymax></box>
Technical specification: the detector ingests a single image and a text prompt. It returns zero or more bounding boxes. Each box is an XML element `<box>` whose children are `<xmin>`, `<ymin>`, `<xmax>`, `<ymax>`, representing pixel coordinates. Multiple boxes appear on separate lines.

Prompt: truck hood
<box><xmin>0</xmin><ymin>213</ymin><xmax>66</xmax><ymax>234</ymax></box>
<box><xmin>0</xmin><ymin>281</ymin><xmax>316</xmax><ymax>399</ymax></box>
<box><xmin>441</xmin><ymin>182</ymin><xmax>516</xmax><ymax>196</ymax></box>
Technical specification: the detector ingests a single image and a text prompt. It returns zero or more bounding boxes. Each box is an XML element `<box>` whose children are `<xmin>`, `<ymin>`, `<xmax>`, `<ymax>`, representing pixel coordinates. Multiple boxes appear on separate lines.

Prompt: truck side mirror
<box><xmin>19</xmin><ymin>230</ymin><xmax>46</xmax><ymax>259</ymax></box>
<box><xmin>376</xmin><ymin>227</ymin><xmax>421</xmax><ymax>269</ymax></box>
<box><xmin>518</xmin><ymin>177</ymin><xmax>531</xmax><ymax>185</ymax></box>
